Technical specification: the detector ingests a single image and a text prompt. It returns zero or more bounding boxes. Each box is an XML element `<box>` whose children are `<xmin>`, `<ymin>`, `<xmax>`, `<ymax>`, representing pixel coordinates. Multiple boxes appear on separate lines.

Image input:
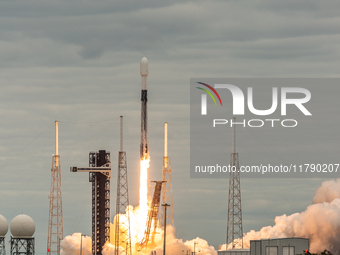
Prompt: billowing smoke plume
<box><xmin>61</xmin><ymin>205</ymin><xmax>217</xmax><ymax>255</ymax></box>
<box><xmin>61</xmin><ymin>233</ymin><xmax>92</xmax><ymax>255</ymax></box>
<box><xmin>313</xmin><ymin>179</ymin><xmax>340</xmax><ymax>204</ymax></box>
<box><xmin>62</xmin><ymin>179</ymin><xmax>340</xmax><ymax>255</ymax></box>
<box><xmin>221</xmin><ymin>178</ymin><xmax>340</xmax><ymax>254</ymax></box>
<box><xmin>101</xmin><ymin>223</ymin><xmax>216</xmax><ymax>255</ymax></box>
<box><xmin>102</xmin><ymin>205</ymin><xmax>216</xmax><ymax>255</ymax></box>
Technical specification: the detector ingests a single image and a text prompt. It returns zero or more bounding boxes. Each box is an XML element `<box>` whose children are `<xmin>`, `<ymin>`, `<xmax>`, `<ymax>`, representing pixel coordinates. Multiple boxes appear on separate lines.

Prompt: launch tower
<box><xmin>71</xmin><ymin>150</ymin><xmax>111</xmax><ymax>255</ymax></box>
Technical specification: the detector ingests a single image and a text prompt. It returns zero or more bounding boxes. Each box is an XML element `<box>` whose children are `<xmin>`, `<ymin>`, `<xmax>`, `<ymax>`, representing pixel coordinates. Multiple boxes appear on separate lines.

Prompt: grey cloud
<box><xmin>0</xmin><ymin>0</ymin><xmax>339</xmax><ymax>253</ymax></box>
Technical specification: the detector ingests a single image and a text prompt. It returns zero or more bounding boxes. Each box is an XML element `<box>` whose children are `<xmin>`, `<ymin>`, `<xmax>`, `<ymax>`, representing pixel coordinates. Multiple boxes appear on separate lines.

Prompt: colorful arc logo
<box><xmin>196</xmin><ymin>82</ymin><xmax>223</xmax><ymax>106</ymax></box>
<box><xmin>196</xmin><ymin>82</ymin><xmax>222</xmax><ymax>115</ymax></box>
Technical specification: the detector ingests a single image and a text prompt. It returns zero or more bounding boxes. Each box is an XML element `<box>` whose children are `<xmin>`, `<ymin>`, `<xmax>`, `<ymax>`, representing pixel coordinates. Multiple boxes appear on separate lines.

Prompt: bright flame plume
<box><xmin>138</xmin><ymin>157</ymin><xmax>150</xmax><ymax>240</ymax></box>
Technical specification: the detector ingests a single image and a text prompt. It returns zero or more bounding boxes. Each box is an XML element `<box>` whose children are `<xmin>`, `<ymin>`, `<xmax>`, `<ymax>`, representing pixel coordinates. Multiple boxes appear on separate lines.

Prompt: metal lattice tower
<box><xmin>226</xmin><ymin>117</ymin><xmax>243</xmax><ymax>249</ymax></box>
<box><xmin>47</xmin><ymin>121</ymin><xmax>63</xmax><ymax>255</ymax></box>
<box><xmin>0</xmin><ymin>237</ymin><xmax>5</xmax><ymax>255</ymax></box>
<box><xmin>137</xmin><ymin>181</ymin><xmax>164</xmax><ymax>251</ymax></box>
<box><xmin>71</xmin><ymin>150</ymin><xmax>111</xmax><ymax>255</ymax></box>
<box><xmin>89</xmin><ymin>151</ymin><xmax>111</xmax><ymax>255</ymax></box>
<box><xmin>115</xmin><ymin>116</ymin><xmax>132</xmax><ymax>255</ymax></box>
<box><xmin>160</xmin><ymin>123</ymin><xmax>174</xmax><ymax>233</ymax></box>
<box><xmin>12</xmin><ymin>237</ymin><xmax>35</xmax><ymax>255</ymax></box>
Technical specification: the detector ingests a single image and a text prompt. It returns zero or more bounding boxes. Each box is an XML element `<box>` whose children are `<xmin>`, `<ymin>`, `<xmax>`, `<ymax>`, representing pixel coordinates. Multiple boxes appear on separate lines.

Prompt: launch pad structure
<box><xmin>137</xmin><ymin>181</ymin><xmax>165</xmax><ymax>251</ymax></box>
<box><xmin>64</xmin><ymin>57</ymin><xmax>173</xmax><ymax>255</ymax></box>
<box><xmin>71</xmin><ymin>150</ymin><xmax>111</xmax><ymax>255</ymax></box>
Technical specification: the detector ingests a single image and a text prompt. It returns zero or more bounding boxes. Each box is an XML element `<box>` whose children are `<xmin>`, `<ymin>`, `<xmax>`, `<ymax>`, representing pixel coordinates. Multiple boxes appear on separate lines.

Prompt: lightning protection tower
<box><xmin>160</xmin><ymin>122</ymin><xmax>174</xmax><ymax>233</ymax></box>
<box><xmin>47</xmin><ymin>121</ymin><xmax>63</xmax><ymax>255</ymax></box>
<box><xmin>115</xmin><ymin>116</ymin><xmax>131</xmax><ymax>255</ymax></box>
<box><xmin>226</xmin><ymin>117</ymin><xmax>243</xmax><ymax>249</ymax></box>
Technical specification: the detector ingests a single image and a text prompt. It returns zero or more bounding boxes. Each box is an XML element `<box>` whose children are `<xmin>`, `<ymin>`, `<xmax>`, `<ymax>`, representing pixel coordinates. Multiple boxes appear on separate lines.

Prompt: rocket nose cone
<box><xmin>140</xmin><ymin>57</ymin><xmax>148</xmax><ymax>77</ymax></box>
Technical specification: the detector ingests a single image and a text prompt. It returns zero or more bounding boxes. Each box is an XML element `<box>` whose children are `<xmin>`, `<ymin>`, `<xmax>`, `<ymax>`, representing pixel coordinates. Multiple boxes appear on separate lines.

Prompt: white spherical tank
<box><xmin>0</xmin><ymin>215</ymin><xmax>8</xmax><ymax>237</ymax></box>
<box><xmin>10</xmin><ymin>215</ymin><xmax>35</xmax><ymax>238</ymax></box>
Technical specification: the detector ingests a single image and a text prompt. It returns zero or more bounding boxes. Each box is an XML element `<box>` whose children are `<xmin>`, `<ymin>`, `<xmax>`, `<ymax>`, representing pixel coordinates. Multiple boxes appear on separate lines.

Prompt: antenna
<box><xmin>164</xmin><ymin>122</ymin><xmax>168</xmax><ymax>161</ymax></box>
<box><xmin>55</xmin><ymin>121</ymin><xmax>58</xmax><ymax>165</ymax></box>
<box><xmin>226</xmin><ymin>117</ymin><xmax>243</xmax><ymax>249</ymax></box>
<box><xmin>232</xmin><ymin>117</ymin><xmax>235</xmax><ymax>154</ymax></box>
<box><xmin>120</xmin><ymin>116</ymin><xmax>123</xmax><ymax>151</ymax></box>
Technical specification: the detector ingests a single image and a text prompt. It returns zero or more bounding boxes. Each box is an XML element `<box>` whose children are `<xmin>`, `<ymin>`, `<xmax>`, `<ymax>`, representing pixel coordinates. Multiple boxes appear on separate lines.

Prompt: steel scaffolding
<box><xmin>160</xmin><ymin>123</ymin><xmax>174</xmax><ymax>233</ymax></box>
<box><xmin>226</xmin><ymin>117</ymin><xmax>243</xmax><ymax>249</ymax></box>
<box><xmin>115</xmin><ymin>116</ymin><xmax>132</xmax><ymax>255</ymax></box>
<box><xmin>47</xmin><ymin>121</ymin><xmax>63</xmax><ymax>255</ymax></box>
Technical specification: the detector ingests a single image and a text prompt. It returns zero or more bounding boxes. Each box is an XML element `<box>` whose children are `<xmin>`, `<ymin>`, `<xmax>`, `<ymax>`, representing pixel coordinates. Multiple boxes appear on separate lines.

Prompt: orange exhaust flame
<box><xmin>138</xmin><ymin>157</ymin><xmax>150</xmax><ymax>240</ymax></box>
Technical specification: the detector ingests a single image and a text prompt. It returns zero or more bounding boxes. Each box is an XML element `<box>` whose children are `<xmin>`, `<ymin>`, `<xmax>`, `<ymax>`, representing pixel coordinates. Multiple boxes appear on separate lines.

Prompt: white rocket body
<box><xmin>140</xmin><ymin>57</ymin><xmax>149</xmax><ymax>159</ymax></box>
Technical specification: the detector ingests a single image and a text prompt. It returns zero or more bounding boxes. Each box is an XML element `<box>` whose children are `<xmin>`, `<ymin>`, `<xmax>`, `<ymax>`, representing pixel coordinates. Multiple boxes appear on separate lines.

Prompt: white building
<box><xmin>218</xmin><ymin>238</ymin><xmax>309</xmax><ymax>255</ymax></box>
<box><xmin>250</xmin><ymin>238</ymin><xmax>309</xmax><ymax>255</ymax></box>
<box><xmin>218</xmin><ymin>249</ymin><xmax>250</xmax><ymax>255</ymax></box>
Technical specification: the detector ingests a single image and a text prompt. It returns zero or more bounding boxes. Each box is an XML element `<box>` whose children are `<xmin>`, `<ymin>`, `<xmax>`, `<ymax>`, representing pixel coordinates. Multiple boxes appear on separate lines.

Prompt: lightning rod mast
<box><xmin>160</xmin><ymin>122</ymin><xmax>174</xmax><ymax>233</ymax></box>
<box><xmin>47</xmin><ymin>121</ymin><xmax>64</xmax><ymax>255</ymax></box>
<box><xmin>115</xmin><ymin>116</ymin><xmax>132</xmax><ymax>255</ymax></box>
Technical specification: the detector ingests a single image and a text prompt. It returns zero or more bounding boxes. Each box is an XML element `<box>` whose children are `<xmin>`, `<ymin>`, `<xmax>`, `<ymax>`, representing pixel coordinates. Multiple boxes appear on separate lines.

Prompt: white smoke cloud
<box><xmin>61</xmin><ymin>233</ymin><xmax>92</xmax><ymax>255</ymax></box>
<box><xmin>63</xmin><ymin>179</ymin><xmax>340</xmax><ymax>255</ymax></box>
<box><xmin>151</xmin><ymin>225</ymin><xmax>217</xmax><ymax>255</ymax></box>
<box><xmin>313</xmin><ymin>178</ymin><xmax>340</xmax><ymax>204</ymax></box>
<box><xmin>221</xmin><ymin>179</ymin><xmax>340</xmax><ymax>254</ymax></box>
<box><xmin>102</xmin><ymin>243</ymin><xmax>126</xmax><ymax>255</ymax></box>
<box><xmin>62</xmin><ymin>206</ymin><xmax>217</xmax><ymax>255</ymax></box>
<box><xmin>183</xmin><ymin>237</ymin><xmax>217</xmax><ymax>255</ymax></box>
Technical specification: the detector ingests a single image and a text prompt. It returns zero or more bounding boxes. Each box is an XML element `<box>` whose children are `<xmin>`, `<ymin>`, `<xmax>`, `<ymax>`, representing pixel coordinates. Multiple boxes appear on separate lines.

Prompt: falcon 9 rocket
<box><xmin>140</xmin><ymin>57</ymin><xmax>149</xmax><ymax>159</ymax></box>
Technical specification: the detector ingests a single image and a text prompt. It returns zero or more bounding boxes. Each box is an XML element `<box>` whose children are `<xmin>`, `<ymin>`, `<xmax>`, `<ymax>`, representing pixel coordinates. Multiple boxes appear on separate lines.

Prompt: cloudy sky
<box><xmin>0</xmin><ymin>0</ymin><xmax>340</xmax><ymax>254</ymax></box>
